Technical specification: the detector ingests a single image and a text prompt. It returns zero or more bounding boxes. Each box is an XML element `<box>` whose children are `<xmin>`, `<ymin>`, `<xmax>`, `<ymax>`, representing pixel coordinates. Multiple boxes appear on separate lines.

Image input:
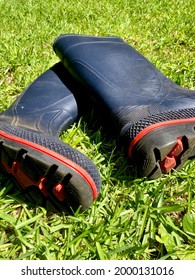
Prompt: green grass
<box><xmin>0</xmin><ymin>0</ymin><xmax>195</xmax><ymax>260</ymax></box>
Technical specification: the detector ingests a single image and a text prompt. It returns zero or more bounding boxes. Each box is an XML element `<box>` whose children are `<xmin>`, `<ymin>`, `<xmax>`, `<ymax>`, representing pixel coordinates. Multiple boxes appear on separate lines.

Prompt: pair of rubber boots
<box><xmin>1</xmin><ymin>35</ymin><xmax>195</xmax><ymax>212</ymax></box>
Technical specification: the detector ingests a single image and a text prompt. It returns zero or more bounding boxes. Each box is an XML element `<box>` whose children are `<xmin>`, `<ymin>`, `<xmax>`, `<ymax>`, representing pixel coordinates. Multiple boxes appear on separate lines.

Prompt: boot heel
<box><xmin>0</xmin><ymin>124</ymin><xmax>101</xmax><ymax>211</ymax></box>
<box><xmin>129</xmin><ymin>119</ymin><xmax>195</xmax><ymax>178</ymax></box>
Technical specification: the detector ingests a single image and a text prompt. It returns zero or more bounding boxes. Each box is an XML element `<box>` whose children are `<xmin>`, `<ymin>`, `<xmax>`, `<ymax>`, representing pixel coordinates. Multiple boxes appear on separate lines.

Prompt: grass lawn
<box><xmin>0</xmin><ymin>0</ymin><xmax>195</xmax><ymax>260</ymax></box>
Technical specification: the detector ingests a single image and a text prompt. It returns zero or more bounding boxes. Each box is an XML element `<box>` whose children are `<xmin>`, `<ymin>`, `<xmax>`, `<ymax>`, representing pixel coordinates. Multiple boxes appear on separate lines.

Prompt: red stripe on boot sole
<box><xmin>0</xmin><ymin>130</ymin><xmax>98</xmax><ymax>199</ymax></box>
<box><xmin>128</xmin><ymin>118</ymin><xmax>195</xmax><ymax>157</ymax></box>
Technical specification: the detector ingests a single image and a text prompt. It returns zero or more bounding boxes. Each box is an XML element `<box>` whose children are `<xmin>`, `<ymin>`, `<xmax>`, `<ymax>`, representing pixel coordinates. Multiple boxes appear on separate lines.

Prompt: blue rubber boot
<box><xmin>0</xmin><ymin>62</ymin><xmax>101</xmax><ymax>211</ymax></box>
<box><xmin>53</xmin><ymin>34</ymin><xmax>195</xmax><ymax>179</ymax></box>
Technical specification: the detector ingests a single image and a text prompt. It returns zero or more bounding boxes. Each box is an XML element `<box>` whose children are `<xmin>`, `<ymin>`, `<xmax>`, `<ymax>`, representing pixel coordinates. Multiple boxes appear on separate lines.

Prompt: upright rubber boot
<box><xmin>0</xmin><ymin>62</ymin><xmax>101</xmax><ymax>211</ymax></box>
<box><xmin>53</xmin><ymin>34</ymin><xmax>195</xmax><ymax>179</ymax></box>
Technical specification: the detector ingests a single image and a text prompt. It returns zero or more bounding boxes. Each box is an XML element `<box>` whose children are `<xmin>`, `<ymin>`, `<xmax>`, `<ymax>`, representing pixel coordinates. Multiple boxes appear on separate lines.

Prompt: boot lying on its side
<box><xmin>54</xmin><ymin>34</ymin><xmax>195</xmax><ymax>179</ymax></box>
<box><xmin>0</xmin><ymin>62</ymin><xmax>101</xmax><ymax>211</ymax></box>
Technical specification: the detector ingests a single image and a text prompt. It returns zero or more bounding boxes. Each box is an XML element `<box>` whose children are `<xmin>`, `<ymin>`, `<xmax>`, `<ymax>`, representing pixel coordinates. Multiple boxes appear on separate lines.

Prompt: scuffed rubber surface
<box><xmin>0</xmin><ymin>62</ymin><xmax>78</xmax><ymax>138</ymax></box>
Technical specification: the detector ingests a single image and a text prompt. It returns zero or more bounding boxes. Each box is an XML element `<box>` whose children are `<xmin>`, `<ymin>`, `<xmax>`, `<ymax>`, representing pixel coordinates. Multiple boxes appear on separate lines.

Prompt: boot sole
<box><xmin>0</xmin><ymin>130</ymin><xmax>98</xmax><ymax>211</ymax></box>
<box><xmin>129</xmin><ymin>118</ymin><xmax>195</xmax><ymax>178</ymax></box>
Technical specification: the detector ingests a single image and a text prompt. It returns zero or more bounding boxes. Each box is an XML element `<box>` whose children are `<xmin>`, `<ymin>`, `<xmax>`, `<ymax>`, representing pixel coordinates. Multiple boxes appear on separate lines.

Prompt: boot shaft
<box><xmin>53</xmin><ymin>34</ymin><xmax>195</xmax><ymax>133</ymax></box>
<box><xmin>0</xmin><ymin>63</ymin><xmax>78</xmax><ymax>137</ymax></box>
<box><xmin>53</xmin><ymin>34</ymin><xmax>195</xmax><ymax>178</ymax></box>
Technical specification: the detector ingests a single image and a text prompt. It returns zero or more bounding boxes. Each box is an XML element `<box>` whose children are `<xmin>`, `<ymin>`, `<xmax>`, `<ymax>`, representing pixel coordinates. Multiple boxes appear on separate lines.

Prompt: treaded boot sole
<box><xmin>0</xmin><ymin>130</ymin><xmax>99</xmax><ymax>211</ymax></box>
<box><xmin>129</xmin><ymin>119</ymin><xmax>195</xmax><ymax>178</ymax></box>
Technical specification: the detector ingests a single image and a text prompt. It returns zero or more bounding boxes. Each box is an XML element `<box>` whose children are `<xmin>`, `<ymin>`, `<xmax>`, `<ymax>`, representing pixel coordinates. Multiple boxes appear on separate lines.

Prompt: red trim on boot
<box><xmin>128</xmin><ymin>118</ymin><xmax>195</xmax><ymax>158</ymax></box>
<box><xmin>0</xmin><ymin>130</ymin><xmax>98</xmax><ymax>199</ymax></box>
